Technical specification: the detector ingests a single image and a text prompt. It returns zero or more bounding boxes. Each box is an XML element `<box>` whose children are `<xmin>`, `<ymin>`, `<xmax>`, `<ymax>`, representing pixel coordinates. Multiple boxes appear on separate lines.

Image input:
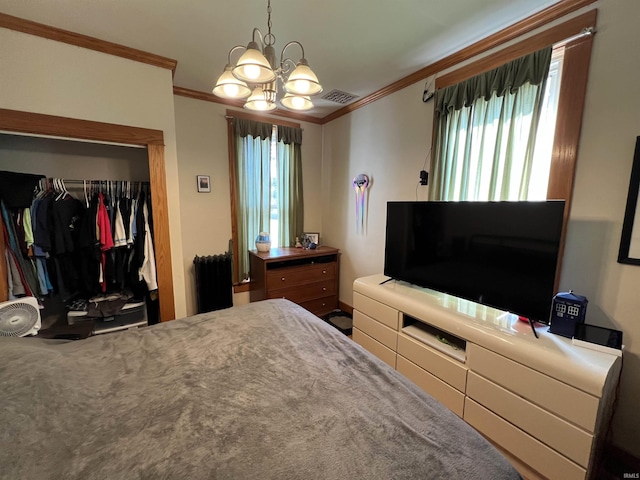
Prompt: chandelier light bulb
<box><xmin>223</xmin><ymin>83</ymin><xmax>240</xmax><ymax>97</ymax></box>
<box><xmin>292</xmin><ymin>96</ymin><xmax>305</xmax><ymax>109</ymax></box>
<box><xmin>291</xmin><ymin>79</ymin><xmax>310</xmax><ymax>94</ymax></box>
<box><xmin>242</xmin><ymin>64</ymin><xmax>262</xmax><ymax>81</ymax></box>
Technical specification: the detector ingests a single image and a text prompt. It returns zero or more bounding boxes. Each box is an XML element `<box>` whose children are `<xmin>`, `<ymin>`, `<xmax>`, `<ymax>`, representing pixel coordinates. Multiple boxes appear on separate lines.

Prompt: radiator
<box><xmin>193</xmin><ymin>253</ymin><xmax>233</xmax><ymax>313</ymax></box>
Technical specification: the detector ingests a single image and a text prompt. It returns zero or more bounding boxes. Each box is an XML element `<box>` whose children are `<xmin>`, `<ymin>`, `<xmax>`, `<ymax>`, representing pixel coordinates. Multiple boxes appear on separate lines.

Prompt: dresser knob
<box><xmin>322</xmin><ymin>287</ymin><xmax>327</xmax><ymax>291</ymax></box>
<box><xmin>281</xmin><ymin>277</ymin><xmax>285</xmax><ymax>281</ymax></box>
<box><xmin>322</xmin><ymin>270</ymin><xmax>326</xmax><ymax>274</ymax></box>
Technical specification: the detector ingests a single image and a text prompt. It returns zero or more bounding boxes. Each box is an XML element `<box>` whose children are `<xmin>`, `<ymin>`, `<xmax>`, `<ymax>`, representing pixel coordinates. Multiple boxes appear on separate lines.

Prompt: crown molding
<box><xmin>321</xmin><ymin>0</ymin><xmax>597</xmax><ymax>124</ymax></box>
<box><xmin>0</xmin><ymin>12</ymin><xmax>177</xmax><ymax>76</ymax></box>
<box><xmin>436</xmin><ymin>10</ymin><xmax>597</xmax><ymax>90</ymax></box>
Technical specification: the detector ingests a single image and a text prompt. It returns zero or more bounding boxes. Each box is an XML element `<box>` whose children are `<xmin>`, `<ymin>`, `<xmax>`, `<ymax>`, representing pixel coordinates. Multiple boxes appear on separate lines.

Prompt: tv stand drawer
<box><xmin>353</xmin><ymin>291</ymin><xmax>399</xmax><ymax>330</ymax></box>
<box><xmin>397</xmin><ymin>333</ymin><xmax>467</xmax><ymax>392</ymax></box>
<box><xmin>353</xmin><ymin>310</ymin><xmax>397</xmax><ymax>350</ymax></box>
<box><xmin>467</xmin><ymin>344</ymin><xmax>598</xmax><ymax>431</ymax></box>
<box><xmin>467</xmin><ymin>372</ymin><xmax>592</xmax><ymax>467</ymax></box>
<box><xmin>353</xmin><ymin>327</ymin><xmax>397</xmax><ymax>369</ymax></box>
<box><xmin>464</xmin><ymin>399</ymin><xmax>586</xmax><ymax>480</ymax></box>
<box><xmin>396</xmin><ymin>355</ymin><xmax>465</xmax><ymax>417</ymax></box>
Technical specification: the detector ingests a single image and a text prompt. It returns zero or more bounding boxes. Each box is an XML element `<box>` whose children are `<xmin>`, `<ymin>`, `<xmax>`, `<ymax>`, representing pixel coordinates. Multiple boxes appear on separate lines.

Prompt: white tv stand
<box><xmin>353</xmin><ymin>274</ymin><xmax>621</xmax><ymax>480</ymax></box>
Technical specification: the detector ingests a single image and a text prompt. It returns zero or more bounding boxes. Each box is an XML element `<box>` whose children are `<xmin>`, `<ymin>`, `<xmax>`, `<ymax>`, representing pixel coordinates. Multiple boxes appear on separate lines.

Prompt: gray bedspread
<box><xmin>0</xmin><ymin>299</ymin><xmax>519</xmax><ymax>480</ymax></box>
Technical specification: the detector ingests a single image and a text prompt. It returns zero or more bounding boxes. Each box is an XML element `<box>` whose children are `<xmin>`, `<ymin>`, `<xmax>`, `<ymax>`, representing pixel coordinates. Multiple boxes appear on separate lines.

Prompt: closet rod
<box><xmin>44</xmin><ymin>179</ymin><xmax>150</xmax><ymax>184</ymax></box>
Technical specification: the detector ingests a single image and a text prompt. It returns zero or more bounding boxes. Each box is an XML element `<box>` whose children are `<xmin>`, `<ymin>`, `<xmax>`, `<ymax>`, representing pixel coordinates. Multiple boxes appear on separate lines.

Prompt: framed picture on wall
<box><xmin>618</xmin><ymin>137</ymin><xmax>640</xmax><ymax>264</ymax></box>
<box><xmin>197</xmin><ymin>175</ymin><xmax>211</xmax><ymax>193</ymax></box>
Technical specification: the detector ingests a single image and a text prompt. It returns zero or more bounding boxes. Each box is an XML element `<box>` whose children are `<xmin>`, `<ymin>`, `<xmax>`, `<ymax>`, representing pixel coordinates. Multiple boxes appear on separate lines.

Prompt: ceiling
<box><xmin>0</xmin><ymin>0</ymin><xmax>561</xmax><ymax>118</ymax></box>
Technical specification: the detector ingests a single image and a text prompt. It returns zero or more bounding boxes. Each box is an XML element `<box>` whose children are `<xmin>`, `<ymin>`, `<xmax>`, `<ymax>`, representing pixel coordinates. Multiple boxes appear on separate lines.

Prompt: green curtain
<box><xmin>232</xmin><ymin>119</ymin><xmax>304</xmax><ymax>280</ymax></box>
<box><xmin>233</xmin><ymin>118</ymin><xmax>273</xmax><ymax>280</ymax></box>
<box><xmin>277</xmin><ymin>125</ymin><xmax>304</xmax><ymax>247</ymax></box>
<box><xmin>430</xmin><ymin>46</ymin><xmax>552</xmax><ymax>201</ymax></box>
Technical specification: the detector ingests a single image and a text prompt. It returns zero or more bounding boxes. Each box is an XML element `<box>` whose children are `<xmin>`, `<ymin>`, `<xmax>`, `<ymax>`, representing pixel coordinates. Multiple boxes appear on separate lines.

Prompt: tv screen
<box><xmin>384</xmin><ymin>201</ymin><xmax>565</xmax><ymax>324</ymax></box>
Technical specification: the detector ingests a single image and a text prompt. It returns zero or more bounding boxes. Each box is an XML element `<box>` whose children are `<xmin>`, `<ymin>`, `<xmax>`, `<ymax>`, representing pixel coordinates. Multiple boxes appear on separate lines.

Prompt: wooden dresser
<box><xmin>249</xmin><ymin>246</ymin><xmax>340</xmax><ymax>317</ymax></box>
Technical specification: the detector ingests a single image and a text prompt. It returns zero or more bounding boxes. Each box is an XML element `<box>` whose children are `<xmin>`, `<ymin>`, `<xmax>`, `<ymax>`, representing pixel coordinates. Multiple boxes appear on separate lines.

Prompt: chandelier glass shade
<box><xmin>280</xmin><ymin>93</ymin><xmax>313</xmax><ymax>111</ymax></box>
<box><xmin>211</xmin><ymin>65</ymin><xmax>252</xmax><ymax>99</ymax></box>
<box><xmin>212</xmin><ymin>0</ymin><xmax>322</xmax><ymax>112</ymax></box>
<box><xmin>244</xmin><ymin>86</ymin><xmax>278</xmax><ymax>112</ymax></box>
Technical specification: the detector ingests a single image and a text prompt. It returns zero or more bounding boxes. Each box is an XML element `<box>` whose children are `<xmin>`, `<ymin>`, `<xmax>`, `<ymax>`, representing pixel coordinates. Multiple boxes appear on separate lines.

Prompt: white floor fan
<box><xmin>0</xmin><ymin>297</ymin><xmax>41</xmax><ymax>337</ymax></box>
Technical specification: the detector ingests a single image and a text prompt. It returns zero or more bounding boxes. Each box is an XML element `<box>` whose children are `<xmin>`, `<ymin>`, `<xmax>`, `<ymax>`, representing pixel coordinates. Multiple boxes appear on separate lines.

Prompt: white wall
<box><xmin>0</xmin><ymin>28</ymin><xmax>187</xmax><ymax>318</ymax></box>
<box><xmin>173</xmin><ymin>96</ymin><xmax>324</xmax><ymax>316</ymax></box>
<box><xmin>321</xmin><ymin>81</ymin><xmax>433</xmax><ymax>304</ymax></box>
<box><xmin>322</xmin><ymin>1</ymin><xmax>640</xmax><ymax>458</ymax></box>
<box><xmin>559</xmin><ymin>0</ymin><xmax>640</xmax><ymax>458</ymax></box>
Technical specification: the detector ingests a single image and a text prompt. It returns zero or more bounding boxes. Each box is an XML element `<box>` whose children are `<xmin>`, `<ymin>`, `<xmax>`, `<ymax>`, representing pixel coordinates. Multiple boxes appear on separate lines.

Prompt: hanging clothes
<box><xmin>138</xmin><ymin>198</ymin><xmax>158</xmax><ymax>291</ymax></box>
<box><xmin>1</xmin><ymin>174</ymin><xmax>156</xmax><ymax>318</ymax></box>
<box><xmin>96</xmin><ymin>192</ymin><xmax>114</xmax><ymax>293</ymax></box>
<box><xmin>0</xmin><ymin>171</ymin><xmax>44</xmax><ymax>210</ymax></box>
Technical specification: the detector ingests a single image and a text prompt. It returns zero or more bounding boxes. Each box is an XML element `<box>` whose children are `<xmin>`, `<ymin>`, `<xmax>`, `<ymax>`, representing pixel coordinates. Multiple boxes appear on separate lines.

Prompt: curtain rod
<box><xmin>556</xmin><ymin>26</ymin><xmax>595</xmax><ymax>48</ymax></box>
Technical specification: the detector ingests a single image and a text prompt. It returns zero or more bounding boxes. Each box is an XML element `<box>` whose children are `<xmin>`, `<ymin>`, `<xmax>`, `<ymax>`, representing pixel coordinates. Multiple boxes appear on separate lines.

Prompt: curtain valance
<box><xmin>234</xmin><ymin>118</ymin><xmax>273</xmax><ymax>140</ymax></box>
<box><xmin>277</xmin><ymin>125</ymin><xmax>303</xmax><ymax>145</ymax></box>
<box><xmin>435</xmin><ymin>46</ymin><xmax>552</xmax><ymax>115</ymax></box>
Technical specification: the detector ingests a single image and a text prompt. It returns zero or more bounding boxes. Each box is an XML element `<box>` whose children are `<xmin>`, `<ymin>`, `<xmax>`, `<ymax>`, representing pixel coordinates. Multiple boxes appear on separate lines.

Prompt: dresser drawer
<box><xmin>353</xmin><ymin>310</ymin><xmax>397</xmax><ymax>350</ymax></box>
<box><xmin>396</xmin><ymin>355</ymin><xmax>465</xmax><ymax>417</ymax></box>
<box><xmin>268</xmin><ymin>279</ymin><xmax>336</xmax><ymax>303</ymax></box>
<box><xmin>467</xmin><ymin>372</ymin><xmax>593</xmax><ymax>467</ymax></box>
<box><xmin>266</xmin><ymin>262</ymin><xmax>336</xmax><ymax>290</ymax></box>
<box><xmin>464</xmin><ymin>399</ymin><xmax>586</xmax><ymax>480</ymax></box>
<box><xmin>468</xmin><ymin>344</ymin><xmax>599</xmax><ymax>432</ymax></box>
<box><xmin>299</xmin><ymin>295</ymin><xmax>338</xmax><ymax>317</ymax></box>
<box><xmin>353</xmin><ymin>328</ymin><xmax>397</xmax><ymax>368</ymax></box>
<box><xmin>353</xmin><ymin>291</ymin><xmax>400</xmax><ymax>330</ymax></box>
<box><xmin>397</xmin><ymin>333</ymin><xmax>467</xmax><ymax>392</ymax></box>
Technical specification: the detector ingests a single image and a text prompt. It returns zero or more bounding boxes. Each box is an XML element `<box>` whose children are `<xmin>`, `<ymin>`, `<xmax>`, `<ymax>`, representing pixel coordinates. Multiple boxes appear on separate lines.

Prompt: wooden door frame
<box><xmin>0</xmin><ymin>108</ymin><xmax>176</xmax><ymax>321</ymax></box>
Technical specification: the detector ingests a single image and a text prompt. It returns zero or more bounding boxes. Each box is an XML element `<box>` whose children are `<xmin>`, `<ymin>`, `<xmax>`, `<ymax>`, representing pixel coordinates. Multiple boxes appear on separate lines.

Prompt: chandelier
<box><xmin>212</xmin><ymin>0</ymin><xmax>323</xmax><ymax>112</ymax></box>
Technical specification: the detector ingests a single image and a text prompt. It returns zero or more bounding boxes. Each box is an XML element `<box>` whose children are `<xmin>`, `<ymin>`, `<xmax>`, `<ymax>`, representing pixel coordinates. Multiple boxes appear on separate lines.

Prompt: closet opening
<box><xmin>0</xmin><ymin>108</ymin><xmax>176</xmax><ymax>324</ymax></box>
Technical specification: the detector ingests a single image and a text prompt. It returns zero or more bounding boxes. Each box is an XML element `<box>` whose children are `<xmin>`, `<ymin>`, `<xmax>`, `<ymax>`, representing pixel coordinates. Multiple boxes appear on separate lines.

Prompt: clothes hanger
<box><xmin>83</xmin><ymin>180</ymin><xmax>90</xmax><ymax>207</ymax></box>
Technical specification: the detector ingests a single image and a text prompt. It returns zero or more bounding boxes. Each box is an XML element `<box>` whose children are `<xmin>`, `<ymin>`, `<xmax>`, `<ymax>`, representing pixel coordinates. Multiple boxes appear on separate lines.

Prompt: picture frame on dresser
<box><xmin>303</xmin><ymin>232</ymin><xmax>319</xmax><ymax>245</ymax></box>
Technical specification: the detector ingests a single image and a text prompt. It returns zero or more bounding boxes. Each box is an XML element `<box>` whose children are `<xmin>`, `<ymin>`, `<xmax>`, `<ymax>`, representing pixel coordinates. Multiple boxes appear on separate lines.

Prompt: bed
<box><xmin>0</xmin><ymin>299</ymin><xmax>520</xmax><ymax>479</ymax></box>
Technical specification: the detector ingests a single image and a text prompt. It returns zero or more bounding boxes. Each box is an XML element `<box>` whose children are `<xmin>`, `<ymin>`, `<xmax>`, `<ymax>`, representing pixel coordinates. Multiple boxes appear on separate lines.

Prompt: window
<box><xmin>431</xmin><ymin>46</ymin><xmax>557</xmax><ymax>202</ymax></box>
<box><xmin>528</xmin><ymin>47</ymin><xmax>564</xmax><ymax>200</ymax></box>
<box><xmin>227</xmin><ymin>112</ymin><xmax>304</xmax><ymax>283</ymax></box>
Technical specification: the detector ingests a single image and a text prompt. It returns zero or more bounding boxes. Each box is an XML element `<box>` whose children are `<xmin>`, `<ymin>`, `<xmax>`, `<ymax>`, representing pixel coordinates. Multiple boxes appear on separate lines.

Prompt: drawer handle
<box><xmin>322</xmin><ymin>287</ymin><xmax>327</xmax><ymax>291</ymax></box>
<box><xmin>281</xmin><ymin>277</ymin><xmax>285</xmax><ymax>281</ymax></box>
<box><xmin>322</xmin><ymin>270</ymin><xmax>327</xmax><ymax>274</ymax></box>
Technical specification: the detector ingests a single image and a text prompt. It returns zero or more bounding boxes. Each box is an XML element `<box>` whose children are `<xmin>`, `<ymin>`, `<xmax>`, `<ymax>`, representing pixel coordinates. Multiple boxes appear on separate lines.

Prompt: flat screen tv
<box><xmin>384</xmin><ymin>201</ymin><xmax>566</xmax><ymax>324</ymax></box>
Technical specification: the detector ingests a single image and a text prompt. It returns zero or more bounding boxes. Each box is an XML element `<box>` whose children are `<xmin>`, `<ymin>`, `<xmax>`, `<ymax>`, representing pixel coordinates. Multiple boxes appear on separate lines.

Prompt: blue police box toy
<box><xmin>549</xmin><ymin>290</ymin><xmax>588</xmax><ymax>338</ymax></box>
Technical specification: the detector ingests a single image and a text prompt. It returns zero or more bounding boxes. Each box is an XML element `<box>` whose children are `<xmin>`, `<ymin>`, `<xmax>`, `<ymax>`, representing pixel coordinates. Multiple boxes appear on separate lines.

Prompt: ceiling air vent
<box><xmin>321</xmin><ymin>89</ymin><xmax>359</xmax><ymax>105</ymax></box>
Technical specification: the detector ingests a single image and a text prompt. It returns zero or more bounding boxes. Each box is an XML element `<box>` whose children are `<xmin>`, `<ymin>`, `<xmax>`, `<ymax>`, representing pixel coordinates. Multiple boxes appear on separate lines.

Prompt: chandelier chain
<box><xmin>267</xmin><ymin>0</ymin><xmax>273</xmax><ymax>41</ymax></box>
